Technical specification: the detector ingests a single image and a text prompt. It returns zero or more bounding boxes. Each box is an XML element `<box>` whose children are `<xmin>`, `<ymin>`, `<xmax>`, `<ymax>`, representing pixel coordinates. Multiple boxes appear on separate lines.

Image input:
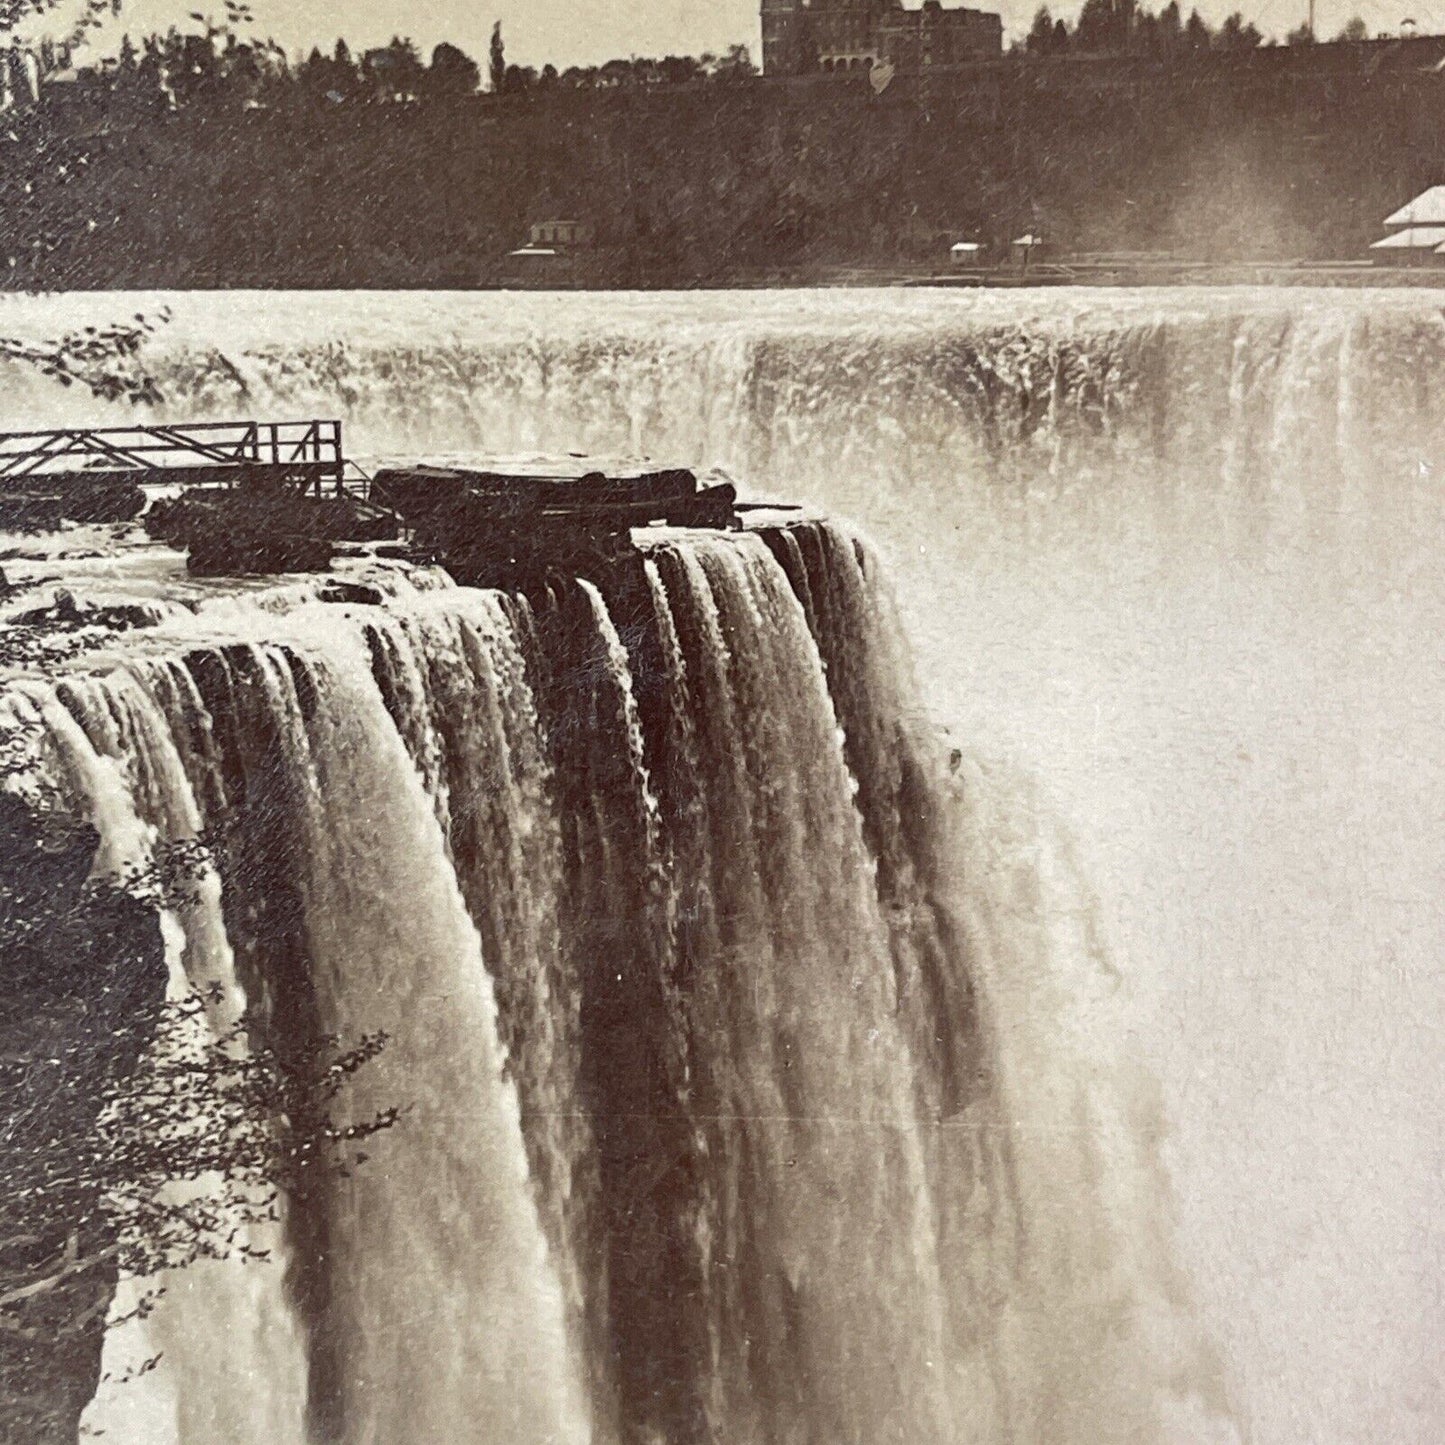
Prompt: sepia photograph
<box><xmin>0</xmin><ymin>1</ymin><xmax>1439</xmax><ymax>1442</ymax></box>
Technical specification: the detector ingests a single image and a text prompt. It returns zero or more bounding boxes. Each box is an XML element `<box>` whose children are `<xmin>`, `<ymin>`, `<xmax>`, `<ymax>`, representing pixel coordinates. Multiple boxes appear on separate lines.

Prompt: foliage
<box><xmin>6</xmin><ymin>14</ymin><xmax>475</xmax><ymax>115</ymax></box>
<box><xmin>0</xmin><ymin>995</ymin><xmax>396</xmax><ymax>1333</ymax></box>
<box><xmin>0</xmin><ymin>759</ymin><xmax>399</xmax><ymax>1350</ymax></box>
<box><xmin>361</xmin><ymin>35</ymin><xmax>425</xmax><ymax>102</ymax></box>
<box><xmin>0</xmin><ymin>313</ymin><xmax>168</xmax><ymax>405</ymax></box>
<box><xmin>429</xmin><ymin>40</ymin><xmax>479</xmax><ymax>98</ymax></box>
<box><xmin>0</xmin><ymin>39</ymin><xmax>1426</xmax><ymax>285</ymax></box>
<box><xmin>488</xmin><ymin>19</ymin><xmax>505</xmax><ymax>94</ymax></box>
<box><xmin>0</xmin><ymin>10</ymin><xmax>1428</xmax><ymax>288</ymax></box>
<box><xmin>1027</xmin><ymin>8</ymin><xmax>1059</xmax><ymax>53</ymax></box>
<box><xmin>384</xmin><ymin>37</ymin><xmax>758</xmax><ymax>97</ymax></box>
<box><xmin>6</xmin><ymin>21</ymin><xmax>755</xmax><ymax>113</ymax></box>
<box><xmin>0</xmin><ymin>0</ymin><xmax>170</xmax><ymax>408</ymax></box>
<box><xmin>0</xmin><ymin>0</ymin><xmax>114</xmax><ymax>54</ymax></box>
<box><xmin>1214</xmin><ymin>12</ymin><xmax>1264</xmax><ymax>50</ymax></box>
<box><xmin>1025</xmin><ymin>0</ymin><xmax>1264</xmax><ymax>53</ymax></box>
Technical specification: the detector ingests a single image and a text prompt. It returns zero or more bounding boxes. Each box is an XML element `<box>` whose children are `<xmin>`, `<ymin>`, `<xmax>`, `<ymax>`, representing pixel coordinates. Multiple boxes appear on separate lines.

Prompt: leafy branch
<box><xmin>0</xmin><ymin>312</ymin><xmax>169</xmax><ymax>405</ymax></box>
<box><xmin>1</xmin><ymin>996</ymin><xmax>399</xmax><ymax>1329</ymax></box>
<box><xmin>0</xmin><ymin>780</ymin><xmax>402</xmax><ymax>1349</ymax></box>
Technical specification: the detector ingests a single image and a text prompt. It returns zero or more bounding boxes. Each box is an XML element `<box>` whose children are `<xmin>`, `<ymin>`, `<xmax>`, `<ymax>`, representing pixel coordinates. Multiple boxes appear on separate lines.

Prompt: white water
<box><xmin>15</xmin><ymin>671</ymin><xmax>311</xmax><ymax>1445</ymax></box>
<box><xmin>9</xmin><ymin>609</ymin><xmax>592</xmax><ymax>1445</ymax></box>
<box><xmin>1</xmin><ymin>288</ymin><xmax>1441</xmax><ymax>1444</ymax></box>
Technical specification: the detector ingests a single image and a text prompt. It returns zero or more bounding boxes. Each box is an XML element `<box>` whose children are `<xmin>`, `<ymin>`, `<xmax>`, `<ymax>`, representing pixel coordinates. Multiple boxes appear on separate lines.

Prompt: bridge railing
<box><xmin>0</xmin><ymin>420</ymin><xmax>345</xmax><ymax>491</ymax></box>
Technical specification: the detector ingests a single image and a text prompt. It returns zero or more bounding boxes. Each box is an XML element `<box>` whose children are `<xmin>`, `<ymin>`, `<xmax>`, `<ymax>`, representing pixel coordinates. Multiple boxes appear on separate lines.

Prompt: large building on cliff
<box><xmin>761</xmin><ymin>0</ymin><xmax>1003</xmax><ymax>75</ymax></box>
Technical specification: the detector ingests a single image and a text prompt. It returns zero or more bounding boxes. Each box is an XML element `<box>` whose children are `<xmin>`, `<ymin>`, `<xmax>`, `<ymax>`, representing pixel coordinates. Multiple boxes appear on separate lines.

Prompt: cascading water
<box><xmin>2</xmin><ymin>287</ymin><xmax>1440</xmax><ymax>1444</ymax></box>
<box><xmin>12</xmin><ymin>668</ymin><xmax>311</xmax><ymax>1445</ymax></box>
<box><xmin>2</xmin><ymin>520</ymin><xmax>1228</xmax><ymax>1445</ymax></box>
<box><xmin>8</xmin><ymin>613</ymin><xmax>591</xmax><ymax>1445</ymax></box>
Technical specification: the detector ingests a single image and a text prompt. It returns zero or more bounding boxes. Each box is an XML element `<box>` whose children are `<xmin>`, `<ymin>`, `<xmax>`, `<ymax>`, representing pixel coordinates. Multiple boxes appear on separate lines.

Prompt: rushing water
<box><xmin>1</xmin><ymin>288</ymin><xmax>1441</xmax><ymax>1445</ymax></box>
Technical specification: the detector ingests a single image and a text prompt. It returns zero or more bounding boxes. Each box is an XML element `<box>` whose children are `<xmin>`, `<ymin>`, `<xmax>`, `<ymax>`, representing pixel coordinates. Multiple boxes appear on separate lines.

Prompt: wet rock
<box><xmin>61</xmin><ymin>480</ymin><xmax>145</xmax><ymax>525</ymax></box>
<box><xmin>0</xmin><ymin>794</ymin><xmax>167</xmax><ymax>1444</ymax></box>
<box><xmin>10</xmin><ymin>589</ymin><xmax>159</xmax><ymax>632</ymax></box>
<box><xmin>315</xmin><ymin>581</ymin><xmax>386</xmax><ymax>607</ymax></box>
<box><xmin>0</xmin><ymin>494</ymin><xmax>65</xmax><ymax>533</ymax></box>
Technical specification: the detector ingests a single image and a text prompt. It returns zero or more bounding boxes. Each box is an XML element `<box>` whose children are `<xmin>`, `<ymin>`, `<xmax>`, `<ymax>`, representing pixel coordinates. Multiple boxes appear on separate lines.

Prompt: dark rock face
<box><xmin>60</xmin><ymin>482</ymin><xmax>146</xmax><ymax>526</ymax></box>
<box><xmin>145</xmin><ymin>489</ymin><xmax>398</xmax><ymax>577</ymax></box>
<box><xmin>0</xmin><ymin>496</ymin><xmax>66</xmax><ymax>534</ymax></box>
<box><xmin>0</xmin><ymin>482</ymin><xmax>143</xmax><ymax>535</ymax></box>
<box><xmin>0</xmin><ymin>795</ymin><xmax>168</xmax><ymax>1445</ymax></box>
<box><xmin>315</xmin><ymin>581</ymin><xmax>386</xmax><ymax>607</ymax></box>
<box><xmin>10</xmin><ymin>590</ymin><xmax>160</xmax><ymax>633</ymax></box>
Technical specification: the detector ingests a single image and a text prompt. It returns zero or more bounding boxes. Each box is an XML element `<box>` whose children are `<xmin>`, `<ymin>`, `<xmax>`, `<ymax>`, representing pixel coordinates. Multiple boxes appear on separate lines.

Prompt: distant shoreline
<box><xmin>7</xmin><ymin>270</ymin><xmax>1440</xmax><ymax>293</ymax></box>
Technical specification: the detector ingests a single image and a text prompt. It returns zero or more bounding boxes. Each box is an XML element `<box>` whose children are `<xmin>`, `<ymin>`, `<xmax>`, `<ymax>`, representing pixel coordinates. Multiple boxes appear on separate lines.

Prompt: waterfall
<box><xmin>10</xmin><ymin>625</ymin><xmax>588</xmax><ymax>1445</ymax></box>
<box><xmin>2</xmin><ymin>515</ymin><xmax>1231</xmax><ymax>1444</ymax></box>
<box><xmin>2</xmin><ymin>663</ymin><xmax>311</xmax><ymax>1444</ymax></box>
<box><xmin>4</xmin><ymin>286</ymin><xmax>1439</xmax><ymax>1444</ymax></box>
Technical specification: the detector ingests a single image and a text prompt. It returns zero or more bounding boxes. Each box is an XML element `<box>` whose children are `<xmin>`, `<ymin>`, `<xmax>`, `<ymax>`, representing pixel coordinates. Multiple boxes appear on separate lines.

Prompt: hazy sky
<box><xmin>70</xmin><ymin>0</ymin><xmax>1445</xmax><ymax>68</ymax></box>
<box><xmin>80</xmin><ymin>0</ymin><xmax>763</xmax><ymax>68</ymax></box>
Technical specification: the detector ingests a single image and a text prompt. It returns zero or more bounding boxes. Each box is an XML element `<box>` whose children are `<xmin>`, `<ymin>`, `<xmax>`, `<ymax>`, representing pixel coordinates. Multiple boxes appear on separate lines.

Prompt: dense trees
<box><xmin>0</xmin><ymin>6</ymin><xmax>1432</xmax><ymax>289</ymax></box>
<box><xmin>474</xmin><ymin>41</ymin><xmax>756</xmax><ymax>96</ymax></box>
<box><xmin>1025</xmin><ymin>0</ymin><xmax>1264</xmax><ymax>54</ymax></box>
<box><xmin>1019</xmin><ymin>1</ymin><xmax>1386</xmax><ymax>52</ymax></box>
<box><xmin>48</xmin><ymin>25</ymin><xmax>476</xmax><ymax>109</ymax></box>
<box><xmin>360</xmin><ymin>36</ymin><xmax>426</xmax><ymax>101</ymax></box>
<box><xmin>0</xmin><ymin>0</ymin><xmax>1408</xmax><ymax>118</ymax></box>
<box><xmin>430</xmin><ymin>40</ymin><xmax>480</xmax><ymax>96</ymax></box>
<box><xmin>24</xmin><ymin>0</ymin><xmax>1386</xmax><ymax>116</ymax></box>
<box><xmin>13</xmin><ymin>19</ymin><xmax>758</xmax><ymax>114</ymax></box>
<box><xmin>0</xmin><ymin>43</ymin><xmax>1431</xmax><ymax>288</ymax></box>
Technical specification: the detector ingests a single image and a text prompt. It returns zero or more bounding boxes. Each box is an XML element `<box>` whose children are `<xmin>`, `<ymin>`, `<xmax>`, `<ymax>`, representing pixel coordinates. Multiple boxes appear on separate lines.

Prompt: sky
<box><xmin>57</xmin><ymin>0</ymin><xmax>1445</xmax><ymax>69</ymax></box>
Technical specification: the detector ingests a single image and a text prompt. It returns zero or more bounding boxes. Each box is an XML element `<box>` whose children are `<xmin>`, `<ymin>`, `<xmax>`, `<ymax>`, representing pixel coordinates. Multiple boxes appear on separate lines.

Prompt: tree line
<box><xmin>6</xmin><ymin>0</ymin><xmax>1402</xmax><ymax>119</ymax></box>
<box><xmin>1022</xmin><ymin>0</ymin><xmax>1378</xmax><ymax>55</ymax></box>
<box><xmin>11</xmin><ymin>10</ymin><xmax>757</xmax><ymax>117</ymax></box>
<box><xmin>31</xmin><ymin>26</ymin><xmax>487</xmax><ymax>112</ymax></box>
<box><xmin>486</xmin><ymin>22</ymin><xmax>756</xmax><ymax>94</ymax></box>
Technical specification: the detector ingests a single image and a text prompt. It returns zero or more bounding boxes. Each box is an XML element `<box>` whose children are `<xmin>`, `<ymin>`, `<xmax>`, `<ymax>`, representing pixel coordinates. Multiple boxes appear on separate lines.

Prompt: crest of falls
<box><xmin>3</xmin><ymin>287</ymin><xmax>1443</xmax><ymax>1444</ymax></box>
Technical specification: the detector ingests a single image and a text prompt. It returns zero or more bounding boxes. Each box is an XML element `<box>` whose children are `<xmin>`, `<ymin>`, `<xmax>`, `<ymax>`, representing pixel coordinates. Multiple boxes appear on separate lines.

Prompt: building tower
<box><xmin>761</xmin><ymin>0</ymin><xmax>804</xmax><ymax>75</ymax></box>
<box><xmin>762</xmin><ymin>0</ymin><xmax>895</xmax><ymax>75</ymax></box>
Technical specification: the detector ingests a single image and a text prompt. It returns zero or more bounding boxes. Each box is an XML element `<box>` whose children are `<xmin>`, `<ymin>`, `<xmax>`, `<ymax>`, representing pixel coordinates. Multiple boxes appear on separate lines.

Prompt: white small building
<box><xmin>1368</xmin><ymin>224</ymin><xmax>1445</xmax><ymax>265</ymax></box>
<box><xmin>1383</xmin><ymin>187</ymin><xmax>1445</xmax><ymax>226</ymax></box>
<box><xmin>1010</xmin><ymin>233</ymin><xmax>1051</xmax><ymax>266</ymax></box>
<box><xmin>1371</xmin><ymin>189</ymin><xmax>1445</xmax><ymax>263</ymax></box>
<box><xmin>949</xmin><ymin>241</ymin><xmax>983</xmax><ymax>267</ymax></box>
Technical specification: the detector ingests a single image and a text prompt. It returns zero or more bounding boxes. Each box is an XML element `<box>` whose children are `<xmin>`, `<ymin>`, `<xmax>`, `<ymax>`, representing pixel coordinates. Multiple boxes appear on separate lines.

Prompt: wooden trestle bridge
<box><xmin>0</xmin><ymin>419</ymin><xmax>355</xmax><ymax>496</ymax></box>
